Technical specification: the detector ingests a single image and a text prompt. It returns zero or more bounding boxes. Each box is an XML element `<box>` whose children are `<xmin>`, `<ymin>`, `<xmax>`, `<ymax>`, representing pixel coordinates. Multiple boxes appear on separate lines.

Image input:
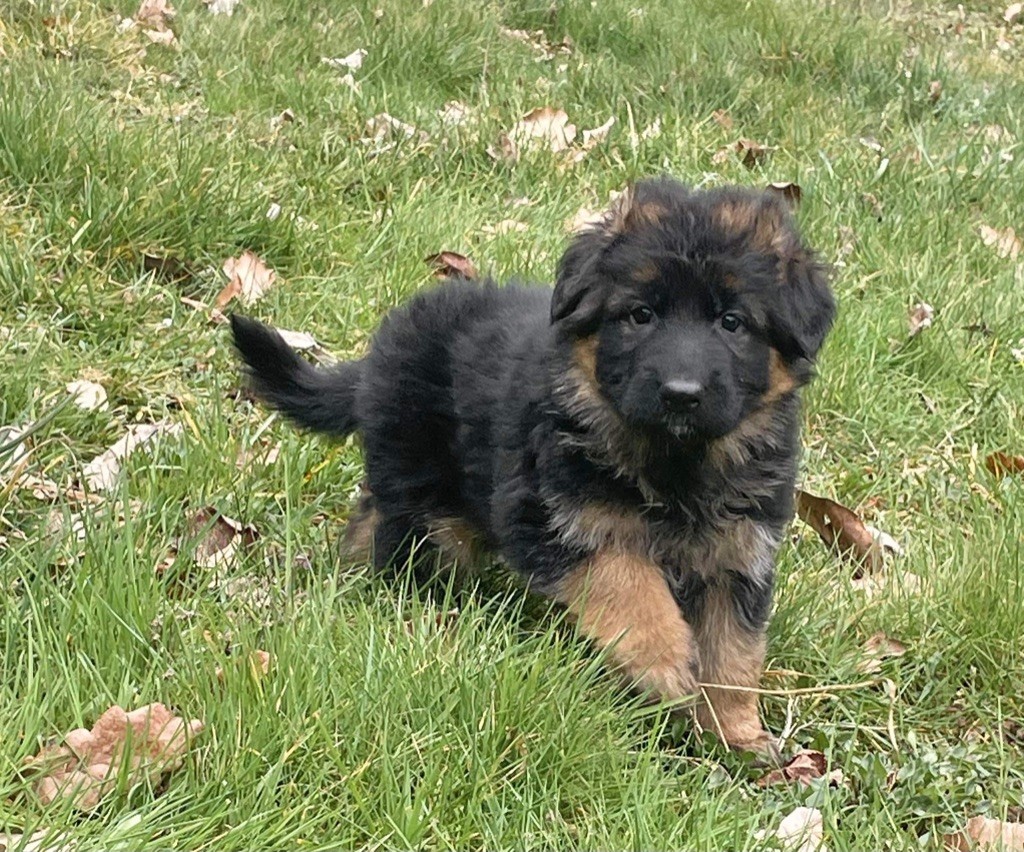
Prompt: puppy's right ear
<box><xmin>551</xmin><ymin>227</ymin><xmax>610</xmax><ymax>332</ymax></box>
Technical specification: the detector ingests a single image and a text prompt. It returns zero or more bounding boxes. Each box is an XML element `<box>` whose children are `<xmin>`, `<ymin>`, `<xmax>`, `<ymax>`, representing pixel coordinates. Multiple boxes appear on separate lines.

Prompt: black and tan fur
<box><xmin>230</xmin><ymin>177</ymin><xmax>835</xmax><ymax>759</ymax></box>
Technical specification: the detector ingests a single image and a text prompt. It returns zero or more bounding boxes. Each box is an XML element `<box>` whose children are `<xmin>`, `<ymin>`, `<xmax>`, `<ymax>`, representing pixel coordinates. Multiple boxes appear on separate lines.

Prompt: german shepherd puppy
<box><xmin>231</xmin><ymin>177</ymin><xmax>835</xmax><ymax>759</ymax></box>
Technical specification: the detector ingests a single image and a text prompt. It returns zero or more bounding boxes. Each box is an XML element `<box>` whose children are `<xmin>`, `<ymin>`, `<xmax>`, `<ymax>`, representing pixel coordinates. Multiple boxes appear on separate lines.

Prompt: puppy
<box><xmin>231</xmin><ymin>177</ymin><xmax>835</xmax><ymax>759</ymax></box>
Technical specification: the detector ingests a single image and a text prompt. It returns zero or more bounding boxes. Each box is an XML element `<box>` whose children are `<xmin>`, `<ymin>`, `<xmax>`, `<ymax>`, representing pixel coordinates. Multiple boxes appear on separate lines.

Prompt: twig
<box><xmin>697</xmin><ymin>679</ymin><xmax>877</xmax><ymax>697</ymax></box>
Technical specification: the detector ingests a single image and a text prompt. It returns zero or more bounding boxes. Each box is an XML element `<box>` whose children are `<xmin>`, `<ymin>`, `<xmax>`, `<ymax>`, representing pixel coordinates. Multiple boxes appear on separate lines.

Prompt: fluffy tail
<box><xmin>230</xmin><ymin>314</ymin><xmax>363</xmax><ymax>438</ymax></box>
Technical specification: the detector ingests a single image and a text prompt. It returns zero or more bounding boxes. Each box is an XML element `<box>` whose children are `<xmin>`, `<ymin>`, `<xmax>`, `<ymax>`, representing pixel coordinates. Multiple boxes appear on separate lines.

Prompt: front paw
<box><xmin>729</xmin><ymin>731</ymin><xmax>782</xmax><ymax>767</ymax></box>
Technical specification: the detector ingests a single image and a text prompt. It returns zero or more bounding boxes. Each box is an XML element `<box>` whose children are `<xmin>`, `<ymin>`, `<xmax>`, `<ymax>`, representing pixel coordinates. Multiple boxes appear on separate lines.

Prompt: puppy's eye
<box><xmin>720</xmin><ymin>312</ymin><xmax>743</xmax><ymax>332</ymax></box>
<box><xmin>630</xmin><ymin>305</ymin><xmax>655</xmax><ymax>325</ymax></box>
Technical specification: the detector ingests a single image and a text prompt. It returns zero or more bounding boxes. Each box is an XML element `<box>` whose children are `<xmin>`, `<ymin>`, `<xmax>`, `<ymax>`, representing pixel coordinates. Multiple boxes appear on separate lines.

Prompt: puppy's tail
<box><xmin>230</xmin><ymin>314</ymin><xmax>362</xmax><ymax>438</ymax></box>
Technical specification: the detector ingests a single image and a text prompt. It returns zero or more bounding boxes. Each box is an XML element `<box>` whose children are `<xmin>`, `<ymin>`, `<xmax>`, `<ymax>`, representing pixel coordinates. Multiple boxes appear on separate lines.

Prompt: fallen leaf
<box><xmin>756</xmin><ymin>807</ymin><xmax>829</xmax><ymax>852</ymax></box>
<box><xmin>795</xmin><ymin>489</ymin><xmax>885</xmax><ymax>573</ymax></box>
<box><xmin>269</xmin><ymin>108</ymin><xmax>294</xmax><ymax>131</ymax></box>
<box><xmin>945</xmin><ymin>815</ymin><xmax>1024</xmax><ymax>851</ymax></box>
<box><xmin>861</xmin><ymin>191</ymin><xmax>884</xmax><ymax>220</ymax></box>
<box><xmin>581</xmin><ymin>116</ymin><xmax>616</xmax><ymax>148</ymax></box>
<box><xmin>497</xmin><ymin>27</ymin><xmax>572</xmax><ymax>60</ymax></box>
<box><xmin>985</xmin><ymin>452</ymin><xmax>1024</xmax><ymax>477</ymax></box>
<box><xmin>186</xmin><ymin>506</ymin><xmax>259</xmax><ymax>569</ymax></box>
<box><xmin>143</xmin><ymin>253</ymin><xmax>192</xmax><ymax>282</ymax></box>
<box><xmin>859</xmin><ymin>136</ymin><xmax>885</xmax><ymax>154</ymax></box>
<box><xmin>15</xmin><ymin>474</ymin><xmax>61</xmax><ymax>501</ymax></box>
<box><xmin>928</xmin><ymin>80</ymin><xmax>943</xmax><ymax>103</ymax></box>
<box><xmin>216</xmin><ymin>250</ymin><xmax>277</xmax><ymax>308</ymax></box>
<box><xmin>567</xmin><ymin>206</ymin><xmax>602</xmax><ymax>233</ymax></box>
<box><xmin>757</xmin><ymin>750</ymin><xmax>828</xmax><ymax>787</ymax></box>
<box><xmin>766</xmin><ymin>181</ymin><xmax>802</xmax><ymax>207</ymax></box>
<box><xmin>857</xmin><ymin>632</ymin><xmax>908</xmax><ymax>674</ymax></box>
<box><xmin>273</xmin><ymin>327</ymin><xmax>333</xmax><ymax>363</ymax></box>
<box><xmin>0</xmin><ymin>828</ymin><xmax>74</xmax><ymax>852</ymax></box>
<box><xmin>640</xmin><ymin>117</ymin><xmax>663</xmax><ymax>140</ymax></box>
<box><xmin>0</xmin><ymin>425</ymin><xmax>29</xmax><ymax>476</ymax></box>
<box><xmin>203</xmin><ymin>0</ymin><xmax>240</xmax><ymax>14</ymax></box>
<box><xmin>363</xmin><ymin>113</ymin><xmax>428</xmax><ymax>148</ymax></box>
<box><xmin>143</xmin><ymin>28</ymin><xmax>176</xmax><ymax>45</ymax></box>
<box><xmin>134</xmin><ymin>0</ymin><xmax>177</xmax><ymax>46</ymax></box>
<box><xmin>66</xmin><ymin>379</ymin><xmax>108</xmax><ymax>412</ymax></box>
<box><xmin>321</xmin><ymin>49</ymin><xmax>366</xmax><ymax>71</ymax></box>
<box><xmin>509</xmin><ymin>107</ymin><xmax>577</xmax><ymax>154</ymax></box>
<box><xmin>908</xmin><ymin>302</ymin><xmax>935</xmax><ymax>338</ymax></box>
<box><xmin>711</xmin><ymin>109</ymin><xmax>734</xmax><ymax>131</ymax></box>
<box><xmin>24</xmin><ymin>704</ymin><xmax>202</xmax><ymax>811</ymax></box>
<box><xmin>82</xmin><ymin>421</ymin><xmax>183</xmax><ymax>492</ymax></box>
<box><xmin>235</xmin><ymin>438</ymin><xmax>281</xmax><ymax>470</ymax></box>
<box><xmin>438</xmin><ymin>100</ymin><xmax>472</xmax><ymax>126</ymax></box>
<box><xmin>1005</xmin><ymin>3</ymin><xmax>1022</xmax><ymax>25</ymax></box>
<box><xmin>424</xmin><ymin>251</ymin><xmax>478</xmax><ymax>280</ymax></box>
<box><xmin>979</xmin><ymin>225</ymin><xmax>1021</xmax><ymax>260</ymax></box>
<box><xmin>481</xmin><ymin>219</ymin><xmax>528</xmax><ymax>236</ymax></box>
<box><xmin>215</xmin><ymin>649</ymin><xmax>272</xmax><ymax>682</ymax></box>
<box><xmin>712</xmin><ymin>138</ymin><xmax>771</xmax><ymax>168</ymax></box>
<box><xmin>486</xmin><ymin>132</ymin><xmax>518</xmax><ymax>163</ymax></box>
<box><xmin>851</xmin><ymin>570</ymin><xmax>921</xmax><ymax>598</ymax></box>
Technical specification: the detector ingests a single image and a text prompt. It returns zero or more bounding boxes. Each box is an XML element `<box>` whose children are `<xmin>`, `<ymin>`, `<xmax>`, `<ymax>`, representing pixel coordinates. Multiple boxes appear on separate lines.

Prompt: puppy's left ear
<box><xmin>713</xmin><ymin>191</ymin><xmax>835</xmax><ymax>362</ymax></box>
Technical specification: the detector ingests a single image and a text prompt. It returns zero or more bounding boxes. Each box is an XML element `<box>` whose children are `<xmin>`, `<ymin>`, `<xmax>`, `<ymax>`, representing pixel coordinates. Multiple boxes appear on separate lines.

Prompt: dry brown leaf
<box><xmin>424</xmin><ymin>251</ymin><xmax>478</xmax><ymax>280</ymax></box>
<box><xmin>497</xmin><ymin>26</ymin><xmax>572</xmax><ymax>60</ymax></box>
<box><xmin>66</xmin><ymin>379</ymin><xmax>108</xmax><ymax>412</ymax></box>
<box><xmin>581</xmin><ymin>116</ymin><xmax>615</xmax><ymax>148</ymax></box>
<box><xmin>908</xmin><ymin>302</ymin><xmax>935</xmax><ymax>338</ymax></box>
<box><xmin>945</xmin><ymin>815</ymin><xmax>1024</xmax><ymax>851</ymax></box>
<box><xmin>186</xmin><ymin>506</ymin><xmax>259</xmax><ymax>569</ymax></box>
<box><xmin>438</xmin><ymin>100</ymin><xmax>472</xmax><ymax>126</ymax></box>
<box><xmin>215</xmin><ymin>649</ymin><xmax>272</xmax><ymax>682</ymax></box>
<box><xmin>1005</xmin><ymin>3</ymin><xmax>1022</xmax><ymax>25</ymax></box>
<box><xmin>216</xmin><ymin>251</ymin><xmax>277</xmax><ymax>308</ymax></box>
<box><xmin>928</xmin><ymin>80</ymin><xmax>943</xmax><ymax>103</ymax></box>
<box><xmin>711</xmin><ymin>109</ymin><xmax>734</xmax><ymax>131</ymax></box>
<box><xmin>756</xmin><ymin>807</ymin><xmax>829</xmax><ymax>852</ymax></box>
<box><xmin>509</xmin><ymin>107</ymin><xmax>577</xmax><ymax>154</ymax></box>
<box><xmin>82</xmin><ymin>421</ymin><xmax>183</xmax><ymax>492</ymax></box>
<box><xmin>713</xmin><ymin>138</ymin><xmax>771</xmax><ymax>168</ymax></box>
<box><xmin>985</xmin><ymin>452</ymin><xmax>1024</xmax><ymax>477</ymax></box>
<box><xmin>979</xmin><ymin>225</ymin><xmax>1021</xmax><ymax>260</ymax></box>
<box><xmin>273</xmin><ymin>328</ymin><xmax>333</xmax><ymax>363</ymax></box>
<box><xmin>795</xmin><ymin>489</ymin><xmax>885</xmax><ymax>573</ymax></box>
<box><xmin>766</xmin><ymin>181</ymin><xmax>802</xmax><ymax>208</ymax></box>
<box><xmin>857</xmin><ymin>632</ymin><xmax>908</xmax><ymax>674</ymax></box>
<box><xmin>756</xmin><ymin>750</ymin><xmax>828</xmax><ymax>788</ymax></box>
<box><xmin>24</xmin><ymin>704</ymin><xmax>202</xmax><ymax>811</ymax></box>
<box><xmin>134</xmin><ymin>0</ymin><xmax>177</xmax><ymax>47</ymax></box>
<box><xmin>363</xmin><ymin>112</ymin><xmax>426</xmax><ymax>146</ymax></box>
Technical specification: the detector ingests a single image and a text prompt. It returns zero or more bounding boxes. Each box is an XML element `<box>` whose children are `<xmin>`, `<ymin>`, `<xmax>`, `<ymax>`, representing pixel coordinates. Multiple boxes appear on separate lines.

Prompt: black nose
<box><xmin>660</xmin><ymin>379</ymin><xmax>703</xmax><ymax>411</ymax></box>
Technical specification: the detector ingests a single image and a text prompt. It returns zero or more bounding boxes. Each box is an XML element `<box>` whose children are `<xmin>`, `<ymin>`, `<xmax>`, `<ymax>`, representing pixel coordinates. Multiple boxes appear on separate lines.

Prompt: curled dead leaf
<box><xmin>424</xmin><ymin>251</ymin><xmax>478</xmax><ymax>280</ymax></box>
<box><xmin>24</xmin><ymin>704</ymin><xmax>202</xmax><ymax>811</ymax></box>
<box><xmin>945</xmin><ymin>815</ymin><xmax>1024</xmax><ymax>851</ymax></box>
<box><xmin>908</xmin><ymin>302</ymin><xmax>935</xmax><ymax>338</ymax></box>
<box><xmin>766</xmin><ymin>181</ymin><xmax>802</xmax><ymax>207</ymax></box>
<box><xmin>186</xmin><ymin>506</ymin><xmax>259</xmax><ymax>569</ymax></box>
<box><xmin>321</xmin><ymin>49</ymin><xmax>366</xmax><ymax>71</ymax></box>
<box><xmin>711</xmin><ymin>109</ymin><xmax>734</xmax><ymax>131</ymax></box>
<box><xmin>216</xmin><ymin>251</ymin><xmax>277</xmax><ymax>309</ymax></box>
<box><xmin>857</xmin><ymin>632</ymin><xmax>908</xmax><ymax>674</ymax></box>
<box><xmin>795</xmin><ymin>489</ymin><xmax>886</xmax><ymax>574</ymax></box>
<box><xmin>203</xmin><ymin>0</ymin><xmax>240</xmax><ymax>14</ymax></box>
<box><xmin>756</xmin><ymin>750</ymin><xmax>832</xmax><ymax>788</ymax></box>
<box><xmin>508</xmin><ymin>107</ymin><xmax>577</xmax><ymax>154</ymax></box>
<box><xmin>713</xmin><ymin>138</ymin><xmax>771</xmax><ymax>169</ymax></box>
<box><xmin>985</xmin><ymin>452</ymin><xmax>1024</xmax><ymax>477</ymax></box>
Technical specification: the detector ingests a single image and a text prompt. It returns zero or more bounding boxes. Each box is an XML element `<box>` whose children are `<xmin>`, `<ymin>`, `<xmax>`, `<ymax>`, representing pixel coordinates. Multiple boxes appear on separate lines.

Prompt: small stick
<box><xmin>697</xmin><ymin>679</ymin><xmax>876</xmax><ymax>697</ymax></box>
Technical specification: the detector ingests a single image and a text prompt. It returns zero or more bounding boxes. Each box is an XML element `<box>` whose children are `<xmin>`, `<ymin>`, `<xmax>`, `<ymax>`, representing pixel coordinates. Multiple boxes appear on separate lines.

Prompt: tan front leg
<box><xmin>692</xmin><ymin>583</ymin><xmax>777</xmax><ymax>761</ymax></box>
<box><xmin>558</xmin><ymin>551</ymin><xmax>699</xmax><ymax>703</ymax></box>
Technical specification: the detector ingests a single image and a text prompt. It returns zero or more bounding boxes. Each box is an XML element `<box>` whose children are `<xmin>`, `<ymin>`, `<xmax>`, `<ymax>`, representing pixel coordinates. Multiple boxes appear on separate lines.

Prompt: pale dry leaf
<box><xmin>945</xmin><ymin>815</ymin><xmax>1024</xmax><ymax>851</ymax></box>
<box><xmin>509</xmin><ymin>107</ymin><xmax>577</xmax><ymax>154</ymax></box>
<box><xmin>142</xmin><ymin>28</ymin><xmax>176</xmax><ymax>46</ymax></box>
<box><xmin>908</xmin><ymin>302</ymin><xmax>935</xmax><ymax>338</ymax></box>
<box><xmin>321</xmin><ymin>49</ymin><xmax>366</xmax><ymax>71</ymax></box>
<box><xmin>481</xmin><ymin>219</ymin><xmax>528</xmax><ymax>236</ymax></box>
<box><xmin>135</xmin><ymin>0</ymin><xmax>174</xmax><ymax>29</ymax></box>
<box><xmin>928</xmin><ymin>79</ymin><xmax>943</xmax><ymax>103</ymax></box>
<box><xmin>363</xmin><ymin>113</ymin><xmax>427</xmax><ymax>146</ymax></box>
<box><xmin>269</xmin><ymin>108</ymin><xmax>294</xmax><ymax>132</ymax></box>
<box><xmin>215</xmin><ymin>649</ymin><xmax>272</xmax><ymax>683</ymax></box>
<box><xmin>265</xmin><ymin>202</ymin><xmax>282</xmax><ymax>220</ymax></box>
<box><xmin>713</xmin><ymin>138</ymin><xmax>771</xmax><ymax>168</ymax></box>
<box><xmin>274</xmin><ymin>327</ymin><xmax>333</xmax><ymax>362</ymax></box>
<box><xmin>66</xmin><ymin>379</ymin><xmax>108</xmax><ymax>412</ymax></box>
<box><xmin>0</xmin><ymin>828</ymin><xmax>74</xmax><ymax>852</ymax></box>
<box><xmin>711</xmin><ymin>108</ymin><xmax>734</xmax><ymax>131</ymax></box>
<box><xmin>756</xmin><ymin>807</ymin><xmax>828</xmax><ymax>852</ymax></box>
<box><xmin>567</xmin><ymin>206</ymin><xmax>602</xmax><ymax>233</ymax></box>
<box><xmin>203</xmin><ymin>0</ymin><xmax>240</xmax><ymax>14</ymax></box>
<box><xmin>857</xmin><ymin>632</ymin><xmax>908</xmax><ymax>674</ymax></box>
<box><xmin>82</xmin><ymin>421</ymin><xmax>183</xmax><ymax>492</ymax></box>
<box><xmin>486</xmin><ymin>132</ymin><xmax>518</xmax><ymax>163</ymax></box>
<box><xmin>17</xmin><ymin>474</ymin><xmax>61</xmax><ymax>501</ymax></box>
<box><xmin>640</xmin><ymin>117</ymin><xmax>663</xmax><ymax>141</ymax></box>
<box><xmin>438</xmin><ymin>100</ymin><xmax>471</xmax><ymax>126</ymax></box>
<box><xmin>851</xmin><ymin>570</ymin><xmax>922</xmax><ymax>598</ymax></box>
<box><xmin>859</xmin><ymin>136</ymin><xmax>885</xmax><ymax>153</ymax></box>
<box><xmin>1005</xmin><ymin>3</ymin><xmax>1022</xmax><ymax>25</ymax></box>
<box><xmin>217</xmin><ymin>250</ymin><xmax>277</xmax><ymax>308</ymax></box>
<box><xmin>25</xmin><ymin>704</ymin><xmax>202</xmax><ymax>812</ymax></box>
<box><xmin>581</xmin><ymin>116</ymin><xmax>616</xmax><ymax>148</ymax></box>
<box><xmin>979</xmin><ymin>225</ymin><xmax>1021</xmax><ymax>260</ymax></box>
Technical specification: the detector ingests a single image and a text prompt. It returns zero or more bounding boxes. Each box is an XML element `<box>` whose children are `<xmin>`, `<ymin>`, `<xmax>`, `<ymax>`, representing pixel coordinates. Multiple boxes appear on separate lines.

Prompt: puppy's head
<box><xmin>552</xmin><ymin>177</ymin><xmax>835</xmax><ymax>443</ymax></box>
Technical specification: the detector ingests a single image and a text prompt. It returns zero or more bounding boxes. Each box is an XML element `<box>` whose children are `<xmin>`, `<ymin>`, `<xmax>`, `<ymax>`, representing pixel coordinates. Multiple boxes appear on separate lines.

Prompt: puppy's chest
<box><xmin>550</xmin><ymin>497</ymin><xmax>779</xmax><ymax>582</ymax></box>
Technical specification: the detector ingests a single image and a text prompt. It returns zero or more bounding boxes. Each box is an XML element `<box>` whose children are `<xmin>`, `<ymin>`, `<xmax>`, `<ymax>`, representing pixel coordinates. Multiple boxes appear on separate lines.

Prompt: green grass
<box><xmin>2</xmin><ymin>0</ymin><xmax>1024</xmax><ymax>848</ymax></box>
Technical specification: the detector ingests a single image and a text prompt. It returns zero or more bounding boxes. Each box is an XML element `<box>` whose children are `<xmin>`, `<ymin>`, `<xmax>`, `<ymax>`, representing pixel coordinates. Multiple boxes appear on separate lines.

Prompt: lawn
<box><xmin>2</xmin><ymin>0</ymin><xmax>1023</xmax><ymax>849</ymax></box>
